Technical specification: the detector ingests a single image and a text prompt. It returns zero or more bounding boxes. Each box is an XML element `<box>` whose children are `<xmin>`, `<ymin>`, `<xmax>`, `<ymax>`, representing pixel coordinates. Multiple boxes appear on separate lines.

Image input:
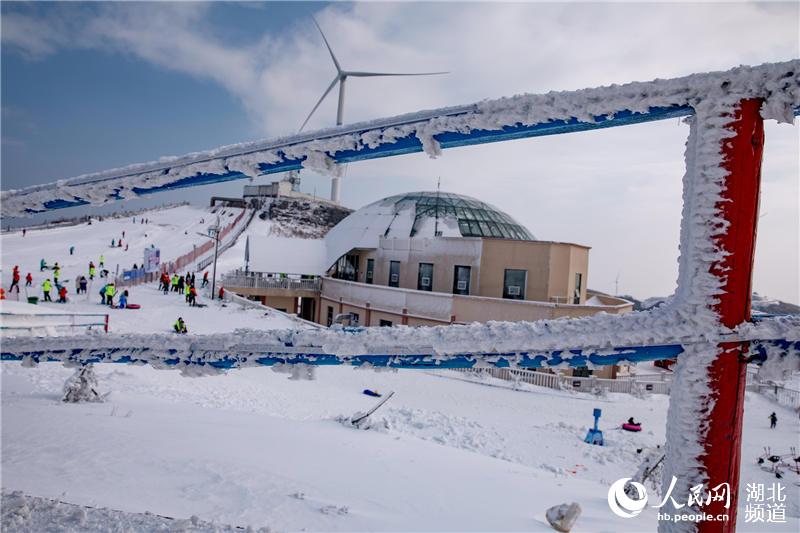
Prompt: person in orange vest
<box><xmin>10</xmin><ymin>267</ymin><xmax>20</xmax><ymax>292</ymax></box>
<box><xmin>188</xmin><ymin>285</ymin><xmax>197</xmax><ymax>306</ymax></box>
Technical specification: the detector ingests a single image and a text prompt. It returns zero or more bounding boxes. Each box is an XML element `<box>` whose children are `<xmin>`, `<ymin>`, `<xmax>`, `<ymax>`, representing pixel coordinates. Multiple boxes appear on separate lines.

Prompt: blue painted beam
<box><xmin>2</xmin><ymin>339</ymin><xmax>796</xmax><ymax>371</ymax></box>
<box><xmin>100</xmin><ymin>106</ymin><xmax>696</xmax><ymax>198</ymax></box>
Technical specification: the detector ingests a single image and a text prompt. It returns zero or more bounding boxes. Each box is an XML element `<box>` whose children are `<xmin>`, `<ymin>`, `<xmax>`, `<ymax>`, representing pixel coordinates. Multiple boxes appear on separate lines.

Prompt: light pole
<box><xmin>197</xmin><ymin>216</ymin><xmax>221</xmax><ymax>299</ymax></box>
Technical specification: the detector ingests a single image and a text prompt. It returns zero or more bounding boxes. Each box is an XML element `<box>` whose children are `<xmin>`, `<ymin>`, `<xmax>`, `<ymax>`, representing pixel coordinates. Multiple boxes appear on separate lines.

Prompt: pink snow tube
<box><xmin>622</xmin><ymin>423</ymin><xmax>642</xmax><ymax>432</ymax></box>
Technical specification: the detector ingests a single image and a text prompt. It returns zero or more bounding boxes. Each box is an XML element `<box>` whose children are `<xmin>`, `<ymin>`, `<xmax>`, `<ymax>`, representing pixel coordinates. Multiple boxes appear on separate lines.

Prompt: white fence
<box><xmin>452</xmin><ymin>367</ymin><xmax>672</xmax><ymax>395</ymax></box>
<box><xmin>0</xmin><ymin>312</ymin><xmax>108</xmax><ymax>336</ymax></box>
<box><xmin>221</xmin><ymin>271</ymin><xmax>321</xmax><ymax>292</ymax></box>
<box><xmin>747</xmin><ymin>381</ymin><xmax>800</xmax><ymax>409</ymax></box>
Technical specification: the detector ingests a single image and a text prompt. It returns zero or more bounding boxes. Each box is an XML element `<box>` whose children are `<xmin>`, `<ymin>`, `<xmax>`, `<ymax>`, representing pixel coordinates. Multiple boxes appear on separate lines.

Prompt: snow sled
<box><xmin>124</xmin><ymin>304</ymin><xmax>141</xmax><ymax>310</ymax></box>
<box><xmin>362</xmin><ymin>389</ymin><xmax>381</xmax><ymax>397</ymax></box>
<box><xmin>622</xmin><ymin>423</ymin><xmax>642</xmax><ymax>432</ymax></box>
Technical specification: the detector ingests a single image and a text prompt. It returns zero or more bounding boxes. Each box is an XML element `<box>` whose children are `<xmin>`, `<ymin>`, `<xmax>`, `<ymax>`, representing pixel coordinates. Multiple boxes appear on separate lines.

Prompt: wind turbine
<box><xmin>301</xmin><ymin>16</ymin><xmax>447</xmax><ymax>203</ymax></box>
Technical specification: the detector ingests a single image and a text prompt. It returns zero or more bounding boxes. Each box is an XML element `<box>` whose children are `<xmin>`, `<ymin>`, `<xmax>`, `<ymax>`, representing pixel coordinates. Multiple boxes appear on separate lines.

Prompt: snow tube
<box><xmin>622</xmin><ymin>423</ymin><xmax>642</xmax><ymax>432</ymax></box>
<box><xmin>125</xmin><ymin>304</ymin><xmax>141</xmax><ymax>310</ymax></box>
<box><xmin>362</xmin><ymin>389</ymin><xmax>381</xmax><ymax>397</ymax></box>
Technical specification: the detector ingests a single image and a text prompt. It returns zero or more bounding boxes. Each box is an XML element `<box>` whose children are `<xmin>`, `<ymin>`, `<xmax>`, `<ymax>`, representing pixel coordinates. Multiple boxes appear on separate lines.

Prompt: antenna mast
<box><xmin>434</xmin><ymin>177</ymin><xmax>441</xmax><ymax>237</ymax></box>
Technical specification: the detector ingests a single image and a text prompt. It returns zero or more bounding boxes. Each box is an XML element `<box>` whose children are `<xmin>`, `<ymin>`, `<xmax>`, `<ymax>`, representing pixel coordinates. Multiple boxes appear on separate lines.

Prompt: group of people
<box><xmin>97</xmin><ymin>281</ymin><xmax>130</xmax><ymax>308</ymax></box>
<box><xmin>159</xmin><ymin>271</ymin><xmax>209</xmax><ymax>307</ymax></box>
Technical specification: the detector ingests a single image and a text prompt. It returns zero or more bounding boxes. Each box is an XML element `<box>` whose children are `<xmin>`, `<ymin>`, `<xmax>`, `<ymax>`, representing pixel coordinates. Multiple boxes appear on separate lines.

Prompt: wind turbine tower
<box><xmin>301</xmin><ymin>17</ymin><xmax>447</xmax><ymax>204</ymax></box>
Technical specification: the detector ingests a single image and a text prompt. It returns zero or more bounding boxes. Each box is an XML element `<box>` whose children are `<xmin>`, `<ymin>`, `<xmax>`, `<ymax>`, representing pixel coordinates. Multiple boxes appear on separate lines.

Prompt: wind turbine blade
<box><xmin>299</xmin><ymin>76</ymin><xmax>339</xmax><ymax>132</ymax></box>
<box><xmin>312</xmin><ymin>16</ymin><xmax>341</xmax><ymax>73</ymax></box>
<box><xmin>344</xmin><ymin>71</ymin><xmax>449</xmax><ymax>77</ymax></box>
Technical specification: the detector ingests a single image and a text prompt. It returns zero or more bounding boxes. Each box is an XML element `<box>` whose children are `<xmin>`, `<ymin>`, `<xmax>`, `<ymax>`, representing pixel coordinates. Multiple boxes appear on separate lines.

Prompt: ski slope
<box><xmin>0</xmin><ymin>205</ymin><xmax>306</xmax><ymax>335</ymax></box>
<box><xmin>2</xmin><ymin>362</ymin><xmax>798</xmax><ymax>532</ymax></box>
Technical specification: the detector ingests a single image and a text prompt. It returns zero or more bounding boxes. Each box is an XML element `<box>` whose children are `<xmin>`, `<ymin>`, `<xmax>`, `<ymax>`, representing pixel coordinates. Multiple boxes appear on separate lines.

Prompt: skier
<box><xmin>184</xmin><ymin>282</ymin><xmax>191</xmax><ymax>303</ymax></box>
<box><xmin>171</xmin><ymin>274</ymin><xmax>179</xmax><ymax>293</ymax></box>
<box><xmin>173</xmin><ymin>317</ymin><xmax>188</xmax><ymax>334</ymax></box>
<box><xmin>53</xmin><ymin>265</ymin><xmax>60</xmax><ymax>284</ymax></box>
<box><xmin>40</xmin><ymin>258</ymin><xmax>46</xmax><ymax>271</ymax></box>
<box><xmin>58</xmin><ymin>285</ymin><xmax>68</xmax><ymax>303</ymax></box>
<box><xmin>25</xmin><ymin>272</ymin><xmax>32</xmax><ymax>287</ymax></box>
<box><xmin>89</xmin><ymin>262</ymin><xmax>96</xmax><ymax>280</ymax></box>
<box><xmin>105</xmin><ymin>283</ymin><xmax>116</xmax><ymax>307</ymax></box>
<box><xmin>69</xmin><ymin>245</ymin><xmax>75</xmax><ymax>256</ymax></box>
<box><xmin>118</xmin><ymin>240</ymin><xmax>123</xmax><ymax>248</ymax></box>
<box><xmin>125</xmin><ymin>244</ymin><xmax>128</xmax><ymax>251</ymax></box>
<box><xmin>42</xmin><ymin>278</ymin><xmax>52</xmax><ymax>302</ymax></box>
<box><xmin>122</xmin><ymin>230</ymin><xmax>125</xmax><ymax>238</ymax></box>
<box><xmin>119</xmin><ymin>290</ymin><xmax>128</xmax><ymax>309</ymax></box>
<box><xmin>218</xmin><ymin>286</ymin><xmax>225</xmax><ymax>300</ymax></box>
<box><xmin>112</xmin><ymin>239</ymin><xmax>115</xmax><ymax>247</ymax></box>
<box><xmin>99</xmin><ymin>255</ymin><xmax>105</xmax><ymax>268</ymax></box>
<box><xmin>769</xmin><ymin>412</ymin><xmax>777</xmax><ymax>429</ymax></box>
<box><xmin>99</xmin><ymin>284</ymin><xmax>108</xmax><ymax>305</ymax></box>
<box><xmin>22</xmin><ymin>228</ymin><xmax>26</xmax><ymax>237</ymax></box>
<box><xmin>178</xmin><ymin>275</ymin><xmax>185</xmax><ymax>294</ymax></box>
<box><xmin>201</xmin><ymin>271</ymin><xmax>209</xmax><ymax>288</ymax></box>
<box><xmin>79</xmin><ymin>276</ymin><xmax>88</xmax><ymax>294</ymax></box>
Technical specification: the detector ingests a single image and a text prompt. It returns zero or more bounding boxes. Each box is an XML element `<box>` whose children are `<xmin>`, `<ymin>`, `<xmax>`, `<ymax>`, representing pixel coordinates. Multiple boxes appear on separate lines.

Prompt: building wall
<box><xmin>477</xmin><ymin>239</ymin><xmax>589</xmax><ymax>304</ymax></box>
<box><xmin>261</xmin><ymin>295</ymin><xmax>297</xmax><ymax>314</ymax></box>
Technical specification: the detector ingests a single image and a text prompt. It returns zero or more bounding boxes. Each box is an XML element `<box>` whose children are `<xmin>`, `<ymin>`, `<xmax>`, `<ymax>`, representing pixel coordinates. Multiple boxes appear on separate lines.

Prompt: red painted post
<box><xmin>700</xmin><ymin>98</ymin><xmax>764</xmax><ymax>532</ymax></box>
<box><xmin>104</xmin><ymin>314</ymin><xmax>109</xmax><ymax>333</ymax></box>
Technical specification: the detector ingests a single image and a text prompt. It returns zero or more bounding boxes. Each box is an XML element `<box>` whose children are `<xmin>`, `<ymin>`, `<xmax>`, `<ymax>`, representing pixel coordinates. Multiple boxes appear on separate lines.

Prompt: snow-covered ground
<box><xmin>2</xmin><ymin>204</ymin><xmax>799</xmax><ymax>531</ymax></box>
<box><xmin>2</xmin><ymin>363</ymin><xmax>798</xmax><ymax>532</ymax></box>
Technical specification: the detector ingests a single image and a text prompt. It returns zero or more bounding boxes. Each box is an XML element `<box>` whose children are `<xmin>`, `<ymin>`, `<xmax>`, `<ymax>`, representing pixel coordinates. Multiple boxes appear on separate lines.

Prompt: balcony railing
<box><xmin>221</xmin><ymin>270</ymin><xmax>321</xmax><ymax>292</ymax></box>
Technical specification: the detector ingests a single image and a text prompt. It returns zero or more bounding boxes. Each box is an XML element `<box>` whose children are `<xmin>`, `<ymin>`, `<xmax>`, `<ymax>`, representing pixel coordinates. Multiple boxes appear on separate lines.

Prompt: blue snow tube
<box><xmin>362</xmin><ymin>389</ymin><xmax>381</xmax><ymax>397</ymax></box>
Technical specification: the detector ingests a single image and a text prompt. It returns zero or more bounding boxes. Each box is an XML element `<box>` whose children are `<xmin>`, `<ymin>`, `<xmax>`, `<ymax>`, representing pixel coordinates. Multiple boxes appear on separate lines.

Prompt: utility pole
<box><xmin>197</xmin><ymin>215</ymin><xmax>221</xmax><ymax>300</ymax></box>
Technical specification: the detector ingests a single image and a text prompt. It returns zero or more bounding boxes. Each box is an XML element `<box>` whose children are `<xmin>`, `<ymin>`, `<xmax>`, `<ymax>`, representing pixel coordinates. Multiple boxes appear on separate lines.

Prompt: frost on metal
<box><xmin>2</xmin><ymin>61</ymin><xmax>798</xmax><ymax>216</ymax></box>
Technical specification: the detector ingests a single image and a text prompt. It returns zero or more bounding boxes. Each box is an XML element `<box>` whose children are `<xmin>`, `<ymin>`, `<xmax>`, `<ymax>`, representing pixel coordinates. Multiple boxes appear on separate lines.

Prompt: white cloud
<box><xmin>2</xmin><ymin>2</ymin><xmax>798</xmax><ymax>302</ymax></box>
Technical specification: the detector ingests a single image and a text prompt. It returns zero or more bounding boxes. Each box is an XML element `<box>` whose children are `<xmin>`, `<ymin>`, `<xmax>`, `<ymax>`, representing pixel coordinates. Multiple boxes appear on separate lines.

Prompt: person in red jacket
<box><xmin>25</xmin><ymin>272</ymin><xmax>33</xmax><ymax>287</ymax></box>
<box><xmin>9</xmin><ymin>268</ymin><xmax>20</xmax><ymax>292</ymax></box>
<box><xmin>58</xmin><ymin>285</ymin><xmax>68</xmax><ymax>303</ymax></box>
<box><xmin>218</xmin><ymin>286</ymin><xmax>224</xmax><ymax>300</ymax></box>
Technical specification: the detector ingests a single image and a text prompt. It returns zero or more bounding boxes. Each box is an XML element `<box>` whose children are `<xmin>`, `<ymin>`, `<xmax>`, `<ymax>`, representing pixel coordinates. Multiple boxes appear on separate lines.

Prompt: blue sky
<box><xmin>2</xmin><ymin>1</ymin><xmax>798</xmax><ymax>302</ymax></box>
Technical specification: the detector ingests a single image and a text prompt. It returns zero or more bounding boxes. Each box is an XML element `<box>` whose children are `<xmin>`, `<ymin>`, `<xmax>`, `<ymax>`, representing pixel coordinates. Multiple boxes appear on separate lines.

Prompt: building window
<box><xmin>417</xmin><ymin>263</ymin><xmax>433</xmax><ymax>291</ymax></box>
<box><xmin>366</xmin><ymin>259</ymin><xmax>374</xmax><ymax>284</ymax></box>
<box><xmin>573</xmin><ymin>273</ymin><xmax>583</xmax><ymax>304</ymax></box>
<box><xmin>326</xmin><ymin>306</ymin><xmax>334</xmax><ymax>327</ymax></box>
<box><xmin>453</xmin><ymin>265</ymin><xmax>471</xmax><ymax>295</ymax></box>
<box><xmin>503</xmin><ymin>269</ymin><xmax>526</xmax><ymax>300</ymax></box>
<box><xmin>573</xmin><ymin>366</ymin><xmax>591</xmax><ymax>377</ymax></box>
<box><xmin>389</xmin><ymin>261</ymin><xmax>400</xmax><ymax>288</ymax></box>
<box><xmin>379</xmin><ymin>319</ymin><xmax>392</xmax><ymax>327</ymax></box>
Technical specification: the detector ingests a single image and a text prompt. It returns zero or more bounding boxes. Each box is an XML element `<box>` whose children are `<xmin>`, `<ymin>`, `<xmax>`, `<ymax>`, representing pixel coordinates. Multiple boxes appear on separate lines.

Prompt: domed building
<box><xmin>224</xmin><ymin>190</ymin><xmax>632</xmax><ymax>331</ymax></box>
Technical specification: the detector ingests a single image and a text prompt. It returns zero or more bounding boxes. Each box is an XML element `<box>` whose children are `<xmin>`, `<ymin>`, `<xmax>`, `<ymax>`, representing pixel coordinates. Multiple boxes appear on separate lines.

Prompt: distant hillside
<box><xmin>261</xmin><ymin>198</ymin><xmax>352</xmax><ymax>239</ymax></box>
<box><xmin>614</xmin><ymin>292</ymin><xmax>799</xmax><ymax>315</ymax></box>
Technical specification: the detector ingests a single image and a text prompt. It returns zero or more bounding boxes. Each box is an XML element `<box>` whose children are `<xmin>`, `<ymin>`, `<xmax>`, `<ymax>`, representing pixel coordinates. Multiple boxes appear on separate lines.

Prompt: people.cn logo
<box><xmin>608</xmin><ymin>478</ymin><xmax>648</xmax><ymax>518</ymax></box>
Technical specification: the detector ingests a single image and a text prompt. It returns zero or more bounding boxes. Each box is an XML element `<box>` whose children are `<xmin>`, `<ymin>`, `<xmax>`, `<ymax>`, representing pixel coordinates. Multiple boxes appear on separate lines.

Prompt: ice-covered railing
<box><xmin>2</xmin><ymin>61</ymin><xmax>798</xmax><ymax>216</ymax></box>
<box><xmin>2</xmin><ymin>314</ymin><xmax>797</xmax><ymax>372</ymax></box>
<box><xmin>3</xmin><ymin>61</ymin><xmax>800</xmax><ymax>533</ymax></box>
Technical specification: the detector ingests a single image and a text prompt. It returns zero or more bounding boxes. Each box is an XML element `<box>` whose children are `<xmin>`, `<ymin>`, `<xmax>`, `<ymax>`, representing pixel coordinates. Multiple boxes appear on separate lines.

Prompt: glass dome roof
<box><xmin>382</xmin><ymin>191</ymin><xmax>535</xmax><ymax>240</ymax></box>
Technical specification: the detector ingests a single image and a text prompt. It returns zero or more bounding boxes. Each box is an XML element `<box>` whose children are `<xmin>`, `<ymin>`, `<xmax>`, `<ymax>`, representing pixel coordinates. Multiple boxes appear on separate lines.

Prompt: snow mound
<box><xmin>1</xmin><ymin>491</ymin><xmax>272</xmax><ymax>532</ymax></box>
